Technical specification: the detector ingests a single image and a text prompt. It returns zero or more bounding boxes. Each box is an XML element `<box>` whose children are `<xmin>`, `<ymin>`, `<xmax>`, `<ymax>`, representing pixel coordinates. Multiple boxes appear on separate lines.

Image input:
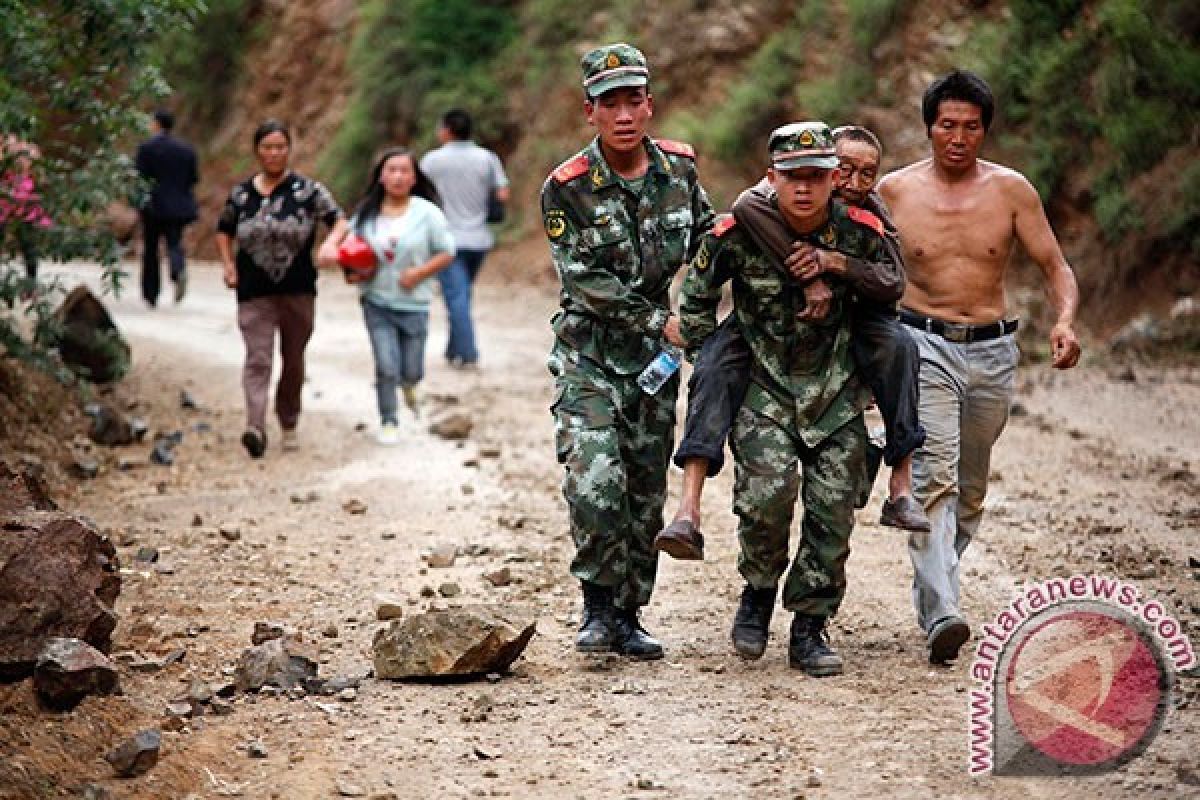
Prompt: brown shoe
<box><xmin>880</xmin><ymin>495</ymin><xmax>931</xmax><ymax>532</ymax></box>
<box><xmin>653</xmin><ymin>519</ymin><xmax>705</xmax><ymax>560</ymax></box>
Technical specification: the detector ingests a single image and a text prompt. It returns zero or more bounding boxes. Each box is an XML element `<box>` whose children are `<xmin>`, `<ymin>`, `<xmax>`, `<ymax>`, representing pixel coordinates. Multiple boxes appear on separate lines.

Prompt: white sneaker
<box><xmin>377</xmin><ymin>423</ymin><xmax>400</xmax><ymax>446</ymax></box>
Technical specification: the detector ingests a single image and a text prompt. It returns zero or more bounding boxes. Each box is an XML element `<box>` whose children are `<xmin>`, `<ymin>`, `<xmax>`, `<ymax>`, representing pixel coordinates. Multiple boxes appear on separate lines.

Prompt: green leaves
<box><xmin>0</xmin><ymin>0</ymin><xmax>199</xmax><ymax>375</ymax></box>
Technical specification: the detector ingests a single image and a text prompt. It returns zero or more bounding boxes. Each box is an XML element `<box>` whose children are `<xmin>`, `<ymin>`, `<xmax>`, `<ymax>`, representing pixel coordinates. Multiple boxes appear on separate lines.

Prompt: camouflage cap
<box><xmin>768</xmin><ymin>121</ymin><xmax>839</xmax><ymax>170</ymax></box>
<box><xmin>581</xmin><ymin>43</ymin><xmax>649</xmax><ymax>99</ymax></box>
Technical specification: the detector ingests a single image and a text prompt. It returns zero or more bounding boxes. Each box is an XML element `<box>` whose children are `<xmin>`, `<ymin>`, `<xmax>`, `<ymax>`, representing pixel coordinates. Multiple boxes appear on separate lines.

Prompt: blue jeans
<box><xmin>437</xmin><ymin>248</ymin><xmax>488</xmax><ymax>364</ymax></box>
<box><xmin>362</xmin><ymin>299</ymin><xmax>429</xmax><ymax>425</ymax></box>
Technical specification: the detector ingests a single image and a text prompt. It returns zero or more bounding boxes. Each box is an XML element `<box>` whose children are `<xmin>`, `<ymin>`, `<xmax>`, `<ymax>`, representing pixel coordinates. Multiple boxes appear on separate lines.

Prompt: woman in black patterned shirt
<box><xmin>215</xmin><ymin>120</ymin><xmax>348</xmax><ymax>458</ymax></box>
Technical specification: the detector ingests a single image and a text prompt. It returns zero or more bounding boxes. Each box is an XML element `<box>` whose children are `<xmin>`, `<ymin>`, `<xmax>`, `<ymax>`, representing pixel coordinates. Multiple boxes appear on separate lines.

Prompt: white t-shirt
<box><xmin>420</xmin><ymin>141</ymin><xmax>509</xmax><ymax>251</ymax></box>
<box><xmin>356</xmin><ymin>196</ymin><xmax>455</xmax><ymax>312</ymax></box>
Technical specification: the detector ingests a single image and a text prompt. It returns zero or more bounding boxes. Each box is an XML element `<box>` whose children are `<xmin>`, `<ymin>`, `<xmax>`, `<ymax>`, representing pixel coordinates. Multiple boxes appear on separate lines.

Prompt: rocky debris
<box><xmin>150</xmin><ymin>431</ymin><xmax>183</xmax><ymax>466</ymax></box>
<box><xmin>430</xmin><ymin>412</ymin><xmax>473</xmax><ymax>440</ymax></box>
<box><xmin>321</xmin><ymin>623</ymin><xmax>339</xmax><ymax>639</ymax></box>
<box><xmin>251</xmin><ymin>621</ymin><xmax>294</xmax><ymax>646</ymax></box>
<box><xmin>479</xmin><ymin>445</ymin><xmax>502</xmax><ymax>458</ymax></box>
<box><xmin>372</xmin><ymin>607</ymin><xmax>536</xmax><ymax>679</ymax></box>
<box><xmin>165</xmin><ymin>700</ymin><xmax>195</xmax><ymax>719</ymax></box>
<box><xmin>105</xmin><ymin>728</ymin><xmax>161</xmax><ymax>778</ymax></box>
<box><xmin>50</xmin><ymin>285</ymin><xmax>131</xmax><ymax>383</ymax></box>
<box><xmin>179</xmin><ymin>389</ymin><xmax>199</xmax><ymax>410</ymax></box>
<box><xmin>483</xmin><ymin>567</ymin><xmax>513</xmax><ymax>588</ymax></box>
<box><xmin>32</xmin><ymin>637</ymin><xmax>120</xmax><ymax>710</ymax></box>
<box><xmin>342</xmin><ymin>498</ymin><xmax>368</xmax><ymax>515</ymax></box>
<box><xmin>438</xmin><ymin>582</ymin><xmax>462</xmax><ymax>598</ymax></box>
<box><xmin>425</xmin><ymin>543</ymin><xmax>458</xmax><ymax>568</ymax></box>
<box><xmin>374</xmin><ymin>593</ymin><xmax>406</xmax><ymax>621</ymax></box>
<box><xmin>234</xmin><ymin>635</ymin><xmax>319</xmax><ymax>692</ymax></box>
<box><xmin>210</xmin><ymin>697</ymin><xmax>235</xmax><ymax>715</ymax></box>
<box><xmin>338</xmin><ymin>687</ymin><xmax>357</xmax><ymax>702</ymax></box>
<box><xmin>0</xmin><ymin>510</ymin><xmax>120</xmax><ymax>680</ymax></box>
<box><xmin>336</xmin><ymin>780</ymin><xmax>367</xmax><ymax>797</ymax></box>
<box><xmin>71</xmin><ymin>454</ymin><xmax>100</xmax><ymax>480</ymax></box>
<box><xmin>290</xmin><ymin>489</ymin><xmax>320</xmax><ymax>504</ymax></box>
<box><xmin>218</xmin><ymin>524</ymin><xmax>242</xmax><ymax>542</ymax></box>
<box><xmin>0</xmin><ymin>459</ymin><xmax>57</xmax><ymax>514</ymax></box>
<box><xmin>134</xmin><ymin>546</ymin><xmax>159</xmax><ymax>563</ymax></box>
<box><xmin>247</xmin><ymin>740</ymin><xmax>269</xmax><ymax>759</ymax></box>
<box><xmin>80</xmin><ymin>783</ymin><xmax>114</xmax><ymax>799</ymax></box>
<box><xmin>85</xmin><ymin>403</ymin><xmax>134</xmax><ymax>446</ymax></box>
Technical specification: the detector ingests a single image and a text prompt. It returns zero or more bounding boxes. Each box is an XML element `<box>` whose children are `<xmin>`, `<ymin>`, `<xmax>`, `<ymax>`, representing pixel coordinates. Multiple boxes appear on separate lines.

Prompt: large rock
<box><xmin>105</xmin><ymin>728</ymin><xmax>161</xmax><ymax>777</ymax></box>
<box><xmin>86</xmin><ymin>403</ymin><xmax>135</xmax><ymax>446</ymax></box>
<box><xmin>372</xmin><ymin>607</ymin><xmax>536</xmax><ymax>679</ymax></box>
<box><xmin>0</xmin><ymin>510</ymin><xmax>120</xmax><ymax>680</ymax></box>
<box><xmin>50</xmin><ymin>286</ymin><xmax>131</xmax><ymax>384</ymax></box>
<box><xmin>32</xmin><ymin>637</ymin><xmax>119</xmax><ymax>709</ymax></box>
<box><xmin>234</xmin><ymin>636</ymin><xmax>318</xmax><ymax>692</ymax></box>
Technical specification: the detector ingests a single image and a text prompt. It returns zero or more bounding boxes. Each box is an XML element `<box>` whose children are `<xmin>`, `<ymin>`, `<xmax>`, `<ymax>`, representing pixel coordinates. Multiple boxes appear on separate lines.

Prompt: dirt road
<box><xmin>3</xmin><ymin>259</ymin><xmax>1198</xmax><ymax>799</ymax></box>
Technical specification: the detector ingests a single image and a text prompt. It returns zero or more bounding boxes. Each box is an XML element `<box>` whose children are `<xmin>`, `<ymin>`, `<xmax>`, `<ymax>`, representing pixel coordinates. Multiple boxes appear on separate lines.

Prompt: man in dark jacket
<box><xmin>136</xmin><ymin>109</ymin><xmax>198</xmax><ymax>306</ymax></box>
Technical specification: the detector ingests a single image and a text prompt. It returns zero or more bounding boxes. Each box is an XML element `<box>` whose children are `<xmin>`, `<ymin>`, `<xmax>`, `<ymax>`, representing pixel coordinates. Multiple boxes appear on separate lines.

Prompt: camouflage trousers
<box><xmin>730</xmin><ymin>405</ymin><xmax>866</xmax><ymax>617</ymax></box>
<box><xmin>550</xmin><ymin>347</ymin><xmax>678</xmax><ymax>610</ymax></box>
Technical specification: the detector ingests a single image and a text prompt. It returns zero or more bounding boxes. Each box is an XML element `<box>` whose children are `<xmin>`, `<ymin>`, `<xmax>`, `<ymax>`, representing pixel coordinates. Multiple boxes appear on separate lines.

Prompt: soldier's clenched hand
<box><xmin>797</xmin><ymin>278</ymin><xmax>832</xmax><ymax>322</ymax></box>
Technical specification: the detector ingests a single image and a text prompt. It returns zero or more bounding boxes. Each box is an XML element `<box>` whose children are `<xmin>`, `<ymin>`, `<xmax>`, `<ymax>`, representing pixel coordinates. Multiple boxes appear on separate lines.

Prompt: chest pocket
<box><xmin>581</xmin><ymin>224</ymin><xmax>635</xmax><ymax>278</ymax></box>
<box><xmin>736</xmin><ymin>257</ymin><xmax>791</xmax><ymax>338</ymax></box>
<box><xmin>658</xmin><ymin>208</ymin><xmax>693</xmax><ymax>272</ymax></box>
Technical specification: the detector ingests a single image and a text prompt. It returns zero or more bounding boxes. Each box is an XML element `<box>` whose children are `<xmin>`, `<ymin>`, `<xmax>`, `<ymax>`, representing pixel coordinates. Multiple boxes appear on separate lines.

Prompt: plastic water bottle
<box><xmin>637</xmin><ymin>347</ymin><xmax>683</xmax><ymax>395</ymax></box>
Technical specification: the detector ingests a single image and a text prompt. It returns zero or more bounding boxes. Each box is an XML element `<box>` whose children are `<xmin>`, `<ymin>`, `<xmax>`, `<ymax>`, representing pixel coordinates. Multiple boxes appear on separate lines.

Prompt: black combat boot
<box><xmin>576</xmin><ymin>582</ymin><xmax>617</xmax><ymax>653</ymax></box>
<box><xmin>610</xmin><ymin>607</ymin><xmax>664</xmax><ymax>661</ymax></box>
<box><xmin>788</xmin><ymin>614</ymin><xmax>844</xmax><ymax>677</ymax></box>
<box><xmin>731</xmin><ymin>584</ymin><xmax>777</xmax><ymax>660</ymax></box>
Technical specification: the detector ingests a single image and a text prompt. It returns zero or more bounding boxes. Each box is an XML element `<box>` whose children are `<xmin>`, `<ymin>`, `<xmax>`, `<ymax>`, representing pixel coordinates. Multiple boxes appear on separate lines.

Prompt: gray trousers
<box><xmin>908</xmin><ymin>328</ymin><xmax>1018</xmax><ymax>632</ymax></box>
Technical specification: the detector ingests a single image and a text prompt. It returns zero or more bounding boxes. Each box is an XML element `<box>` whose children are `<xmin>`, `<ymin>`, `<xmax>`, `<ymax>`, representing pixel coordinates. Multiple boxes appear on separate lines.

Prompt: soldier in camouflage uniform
<box><xmin>679</xmin><ymin>122</ymin><xmax>899</xmax><ymax>676</ymax></box>
<box><xmin>541</xmin><ymin>43</ymin><xmax>714</xmax><ymax>660</ymax></box>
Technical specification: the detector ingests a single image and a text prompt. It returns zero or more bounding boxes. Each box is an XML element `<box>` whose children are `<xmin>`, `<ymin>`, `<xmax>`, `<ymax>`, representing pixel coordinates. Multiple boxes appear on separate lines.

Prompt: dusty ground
<box><xmin>2</xmin><ymin>257</ymin><xmax>1198</xmax><ymax>799</ymax></box>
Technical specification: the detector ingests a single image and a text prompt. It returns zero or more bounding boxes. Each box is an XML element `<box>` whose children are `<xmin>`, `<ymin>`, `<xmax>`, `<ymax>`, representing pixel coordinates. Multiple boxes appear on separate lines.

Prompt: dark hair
<box><xmin>352</xmin><ymin>147</ymin><xmax>442</xmax><ymax>229</ymax></box>
<box><xmin>922</xmin><ymin>69</ymin><xmax>995</xmax><ymax>133</ymax></box>
<box><xmin>832</xmin><ymin>125</ymin><xmax>883</xmax><ymax>157</ymax></box>
<box><xmin>154</xmin><ymin>109</ymin><xmax>175</xmax><ymax>130</ymax></box>
<box><xmin>441</xmin><ymin>109</ymin><xmax>472</xmax><ymax>140</ymax></box>
<box><xmin>253</xmin><ymin>119</ymin><xmax>291</xmax><ymax>148</ymax></box>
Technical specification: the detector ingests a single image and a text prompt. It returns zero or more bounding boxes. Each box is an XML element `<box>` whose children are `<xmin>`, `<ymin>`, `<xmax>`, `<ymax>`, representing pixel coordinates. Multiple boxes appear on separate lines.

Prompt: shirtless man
<box><xmin>878</xmin><ymin>69</ymin><xmax>1081</xmax><ymax>664</ymax></box>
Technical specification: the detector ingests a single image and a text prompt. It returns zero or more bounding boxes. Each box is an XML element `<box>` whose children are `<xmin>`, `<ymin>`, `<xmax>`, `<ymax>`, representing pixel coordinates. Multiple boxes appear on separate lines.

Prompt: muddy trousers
<box><xmin>237</xmin><ymin>294</ymin><xmax>315</xmax><ymax>434</ymax></box>
<box><xmin>731</xmin><ymin>405</ymin><xmax>866</xmax><ymax>617</ymax></box>
<box><xmin>551</xmin><ymin>352</ymin><xmax>677</xmax><ymax>611</ymax></box>
<box><xmin>674</xmin><ymin>306</ymin><xmax>923</xmax><ymax>476</ymax></box>
<box><xmin>907</xmin><ymin>328</ymin><xmax>1017</xmax><ymax>633</ymax></box>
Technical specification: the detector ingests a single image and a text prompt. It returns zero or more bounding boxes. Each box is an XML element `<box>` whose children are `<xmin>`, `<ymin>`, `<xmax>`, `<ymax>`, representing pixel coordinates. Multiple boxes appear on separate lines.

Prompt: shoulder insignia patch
<box><xmin>712</xmin><ymin>214</ymin><xmax>737</xmax><ymax>238</ymax></box>
<box><xmin>846</xmin><ymin>206</ymin><xmax>885</xmax><ymax>237</ymax></box>
<box><xmin>655</xmin><ymin>139</ymin><xmax>696</xmax><ymax>159</ymax></box>
<box><xmin>552</xmin><ymin>153</ymin><xmax>590</xmax><ymax>184</ymax></box>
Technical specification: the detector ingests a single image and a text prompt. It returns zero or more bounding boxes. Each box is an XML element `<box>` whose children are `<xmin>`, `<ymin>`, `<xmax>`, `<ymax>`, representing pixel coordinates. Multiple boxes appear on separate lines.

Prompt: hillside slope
<box><xmin>168</xmin><ymin>0</ymin><xmax>1199</xmax><ymax>339</ymax></box>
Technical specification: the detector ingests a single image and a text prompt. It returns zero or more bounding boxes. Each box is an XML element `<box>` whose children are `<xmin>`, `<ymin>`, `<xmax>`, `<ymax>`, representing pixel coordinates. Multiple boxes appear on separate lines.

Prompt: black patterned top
<box><xmin>217</xmin><ymin>172</ymin><xmax>342</xmax><ymax>302</ymax></box>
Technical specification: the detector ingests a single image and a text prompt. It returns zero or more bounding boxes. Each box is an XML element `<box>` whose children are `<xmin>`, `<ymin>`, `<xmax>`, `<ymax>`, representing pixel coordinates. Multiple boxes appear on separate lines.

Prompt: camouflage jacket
<box><xmin>541</xmin><ymin>136</ymin><xmax>715</xmax><ymax>375</ymax></box>
<box><xmin>679</xmin><ymin>201</ymin><xmax>888</xmax><ymax>447</ymax></box>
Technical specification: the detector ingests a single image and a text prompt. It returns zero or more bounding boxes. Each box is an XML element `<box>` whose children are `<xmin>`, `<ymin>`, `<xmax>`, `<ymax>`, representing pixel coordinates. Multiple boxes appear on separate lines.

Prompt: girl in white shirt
<box><xmin>320</xmin><ymin>148</ymin><xmax>455</xmax><ymax>444</ymax></box>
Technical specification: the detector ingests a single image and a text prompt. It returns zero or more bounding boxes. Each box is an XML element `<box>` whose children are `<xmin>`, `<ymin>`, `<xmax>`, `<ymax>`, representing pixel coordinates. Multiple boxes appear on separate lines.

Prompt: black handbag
<box><xmin>485</xmin><ymin>186</ymin><xmax>505</xmax><ymax>224</ymax></box>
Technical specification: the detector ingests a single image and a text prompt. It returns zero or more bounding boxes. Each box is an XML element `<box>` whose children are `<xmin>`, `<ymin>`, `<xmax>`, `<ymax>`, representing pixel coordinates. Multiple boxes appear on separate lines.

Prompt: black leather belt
<box><xmin>899</xmin><ymin>309</ymin><xmax>1018</xmax><ymax>343</ymax></box>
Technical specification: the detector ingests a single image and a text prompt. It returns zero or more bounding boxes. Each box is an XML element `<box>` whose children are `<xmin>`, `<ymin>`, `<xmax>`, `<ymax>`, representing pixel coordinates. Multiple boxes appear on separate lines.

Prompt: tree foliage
<box><xmin>0</xmin><ymin>0</ymin><xmax>201</xmax><ymax>372</ymax></box>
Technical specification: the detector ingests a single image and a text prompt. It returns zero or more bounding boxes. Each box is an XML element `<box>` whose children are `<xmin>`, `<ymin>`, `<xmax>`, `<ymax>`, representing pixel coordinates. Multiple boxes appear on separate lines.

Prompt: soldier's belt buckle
<box><xmin>941</xmin><ymin>323</ymin><xmax>972</xmax><ymax>343</ymax></box>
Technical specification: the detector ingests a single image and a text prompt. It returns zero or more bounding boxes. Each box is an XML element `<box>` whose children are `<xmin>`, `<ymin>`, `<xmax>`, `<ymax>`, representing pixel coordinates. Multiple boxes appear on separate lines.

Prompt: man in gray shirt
<box><xmin>419</xmin><ymin>109</ymin><xmax>510</xmax><ymax>368</ymax></box>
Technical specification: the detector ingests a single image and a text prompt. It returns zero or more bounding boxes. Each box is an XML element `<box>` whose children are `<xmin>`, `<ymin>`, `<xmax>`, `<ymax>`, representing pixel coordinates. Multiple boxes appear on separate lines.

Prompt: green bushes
<box><xmin>157</xmin><ymin>0</ymin><xmax>261</xmax><ymax>130</ymax></box>
<box><xmin>320</xmin><ymin>0</ymin><xmax>518</xmax><ymax>202</ymax></box>
<box><xmin>991</xmin><ymin>0</ymin><xmax>1200</xmax><ymax>247</ymax></box>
